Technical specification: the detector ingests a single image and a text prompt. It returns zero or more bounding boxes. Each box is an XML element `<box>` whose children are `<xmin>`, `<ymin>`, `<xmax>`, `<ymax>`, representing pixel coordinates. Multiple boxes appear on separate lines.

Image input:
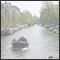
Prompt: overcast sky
<box><xmin>1</xmin><ymin>1</ymin><xmax>59</xmax><ymax>18</ymax></box>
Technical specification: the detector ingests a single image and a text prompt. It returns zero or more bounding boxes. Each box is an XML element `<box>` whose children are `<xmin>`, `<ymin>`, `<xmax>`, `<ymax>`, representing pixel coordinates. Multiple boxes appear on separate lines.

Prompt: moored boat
<box><xmin>13</xmin><ymin>27</ymin><xmax>18</xmax><ymax>31</ymax></box>
<box><xmin>1</xmin><ymin>30</ymin><xmax>14</xmax><ymax>36</ymax></box>
<box><xmin>45</xmin><ymin>25</ymin><xmax>49</xmax><ymax>28</ymax></box>
<box><xmin>53</xmin><ymin>29</ymin><xmax>58</xmax><ymax>33</ymax></box>
<box><xmin>56</xmin><ymin>31</ymin><xmax>59</xmax><ymax>34</ymax></box>
<box><xmin>50</xmin><ymin>28</ymin><xmax>54</xmax><ymax>31</ymax></box>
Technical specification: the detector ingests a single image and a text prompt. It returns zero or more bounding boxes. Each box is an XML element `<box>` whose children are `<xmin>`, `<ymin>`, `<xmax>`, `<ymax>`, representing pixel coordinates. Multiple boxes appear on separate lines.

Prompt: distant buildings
<box><xmin>33</xmin><ymin>15</ymin><xmax>39</xmax><ymax>23</ymax></box>
<box><xmin>1</xmin><ymin>1</ymin><xmax>21</xmax><ymax>17</ymax></box>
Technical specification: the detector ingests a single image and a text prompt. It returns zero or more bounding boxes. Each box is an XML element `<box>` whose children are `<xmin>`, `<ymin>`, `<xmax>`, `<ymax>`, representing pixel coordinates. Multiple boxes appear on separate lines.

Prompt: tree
<box><xmin>20</xmin><ymin>10</ymin><xmax>34</xmax><ymax>24</ymax></box>
<box><xmin>1</xmin><ymin>10</ymin><xmax>6</xmax><ymax>27</ymax></box>
<box><xmin>39</xmin><ymin>1</ymin><xmax>59</xmax><ymax>25</ymax></box>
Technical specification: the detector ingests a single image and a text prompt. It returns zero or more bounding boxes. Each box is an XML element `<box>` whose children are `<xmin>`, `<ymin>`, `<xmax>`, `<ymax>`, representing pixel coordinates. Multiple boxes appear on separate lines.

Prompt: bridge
<box><xmin>27</xmin><ymin>22</ymin><xmax>44</xmax><ymax>26</ymax></box>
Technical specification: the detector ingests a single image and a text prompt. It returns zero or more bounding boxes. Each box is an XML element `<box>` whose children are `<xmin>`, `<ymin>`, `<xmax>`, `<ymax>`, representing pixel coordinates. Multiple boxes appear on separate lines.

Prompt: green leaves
<box><xmin>39</xmin><ymin>1</ymin><xmax>59</xmax><ymax>25</ymax></box>
<box><xmin>1</xmin><ymin>10</ymin><xmax>6</xmax><ymax>27</ymax></box>
<box><xmin>20</xmin><ymin>10</ymin><xmax>34</xmax><ymax>24</ymax></box>
<box><xmin>1</xmin><ymin>9</ymin><xmax>34</xmax><ymax>27</ymax></box>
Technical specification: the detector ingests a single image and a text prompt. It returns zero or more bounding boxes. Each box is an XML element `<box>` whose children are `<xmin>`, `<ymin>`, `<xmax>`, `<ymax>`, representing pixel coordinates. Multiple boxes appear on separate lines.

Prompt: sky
<box><xmin>1</xmin><ymin>1</ymin><xmax>59</xmax><ymax>18</ymax></box>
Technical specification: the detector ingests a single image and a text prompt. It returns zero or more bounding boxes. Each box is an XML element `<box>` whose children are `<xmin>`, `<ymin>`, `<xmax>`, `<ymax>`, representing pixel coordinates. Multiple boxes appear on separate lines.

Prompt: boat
<box><xmin>1</xmin><ymin>30</ymin><xmax>14</xmax><ymax>36</ymax></box>
<box><xmin>11</xmin><ymin>38</ymin><xmax>29</xmax><ymax>48</ymax></box>
<box><xmin>47</xmin><ymin>56</ymin><xmax>53</xmax><ymax>59</ymax></box>
<box><xmin>53</xmin><ymin>29</ymin><xmax>59</xmax><ymax>34</ymax></box>
<box><xmin>50</xmin><ymin>28</ymin><xmax>54</xmax><ymax>31</ymax></box>
<box><xmin>56</xmin><ymin>31</ymin><xmax>59</xmax><ymax>34</ymax></box>
<box><xmin>13</xmin><ymin>27</ymin><xmax>18</xmax><ymax>31</ymax></box>
<box><xmin>45</xmin><ymin>25</ymin><xmax>49</xmax><ymax>28</ymax></box>
<box><xmin>53</xmin><ymin>29</ymin><xmax>58</xmax><ymax>33</ymax></box>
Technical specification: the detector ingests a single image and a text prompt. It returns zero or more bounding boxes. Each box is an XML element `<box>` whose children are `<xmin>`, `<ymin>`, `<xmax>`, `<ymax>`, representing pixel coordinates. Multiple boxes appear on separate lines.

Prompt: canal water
<box><xmin>1</xmin><ymin>25</ymin><xmax>59</xmax><ymax>59</ymax></box>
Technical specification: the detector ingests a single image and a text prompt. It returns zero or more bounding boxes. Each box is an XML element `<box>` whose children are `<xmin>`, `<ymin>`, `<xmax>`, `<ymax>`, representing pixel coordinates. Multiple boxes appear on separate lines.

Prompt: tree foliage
<box><xmin>39</xmin><ymin>1</ymin><xmax>59</xmax><ymax>25</ymax></box>
<box><xmin>1</xmin><ymin>9</ymin><xmax>34</xmax><ymax>28</ymax></box>
<box><xmin>20</xmin><ymin>10</ymin><xmax>34</xmax><ymax>24</ymax></box>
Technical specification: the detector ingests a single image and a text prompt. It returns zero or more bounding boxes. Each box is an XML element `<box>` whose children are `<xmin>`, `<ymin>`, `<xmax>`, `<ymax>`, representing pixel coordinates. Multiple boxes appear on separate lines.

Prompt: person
<box><xmin>12</xmin><ymin>38</ymin><xmax>16</xmax><ymax>42</ymax></box>
<box><xmin>23</xmin><ymin>36</ymin><xmax>24</xmax><ymax>38</ymax></box>
<box><xmin>20</xmin><ymin>36</ymin><xmax>23</xmax><ymax>40</ymax></box>
<box><xmin>18</xmin><ymin>36</ymin><xmax>22</xmax><ymax>41</ymax></box>
<box><xmin>23</xmin><ymin>36</ymin><xmax>27</xmax><ymax>42</ymax></box>
<box><xmin>18</xmin><ymin>36</ymin><xmax>21</xmax><ymax>41</ymax></box>
<box><xmin>18</xmin><ymin>38</ymin><xmax>20</xmax><ymax>41</ymax></box>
